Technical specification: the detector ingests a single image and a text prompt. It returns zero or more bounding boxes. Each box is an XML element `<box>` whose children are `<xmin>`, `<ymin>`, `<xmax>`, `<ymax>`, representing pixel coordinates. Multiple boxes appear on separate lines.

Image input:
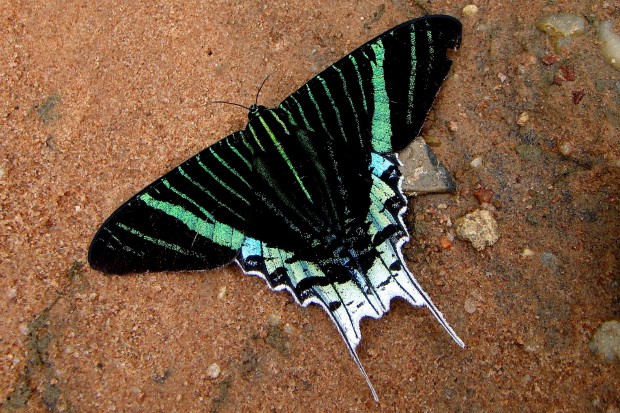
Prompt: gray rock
<box><xmin>399</xmin><ymin>137</ymin><xmax>456</xmax><ymax>195</ymax></box>
<box><xmin>589</xmin><ymin>320</ymin><xmax>620</xmax><ymax>362</ymax></box>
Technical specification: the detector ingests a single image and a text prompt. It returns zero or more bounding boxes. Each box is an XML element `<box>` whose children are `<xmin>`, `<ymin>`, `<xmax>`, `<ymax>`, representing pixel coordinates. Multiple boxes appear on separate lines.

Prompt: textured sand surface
<box><xmin>1</xmin><ymin>1</ymin><xmax>619</xmax><ymax>411</ymax></box>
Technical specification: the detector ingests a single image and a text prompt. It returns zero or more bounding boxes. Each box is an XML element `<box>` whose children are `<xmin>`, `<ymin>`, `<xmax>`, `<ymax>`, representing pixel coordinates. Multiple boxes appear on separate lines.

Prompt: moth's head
<box><xmin>248</xmin><ymin>104</ymin><xmax>268</xmax><ymax>120</ymax></box>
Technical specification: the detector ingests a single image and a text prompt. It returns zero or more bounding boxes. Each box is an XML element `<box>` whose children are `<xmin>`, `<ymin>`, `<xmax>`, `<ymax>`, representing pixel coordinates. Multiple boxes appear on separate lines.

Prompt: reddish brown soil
<box><xmin>1</xmin><ymin>1</ymin><xmax>618</xmax><ymax>411</ymax></box>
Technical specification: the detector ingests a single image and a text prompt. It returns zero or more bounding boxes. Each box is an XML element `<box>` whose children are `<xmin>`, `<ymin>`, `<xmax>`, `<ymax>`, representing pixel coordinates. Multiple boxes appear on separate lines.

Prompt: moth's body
<box><xmin>89</xmin><ymin>16</ymin><xmax>463</xmax><ymax>401</ymax></box>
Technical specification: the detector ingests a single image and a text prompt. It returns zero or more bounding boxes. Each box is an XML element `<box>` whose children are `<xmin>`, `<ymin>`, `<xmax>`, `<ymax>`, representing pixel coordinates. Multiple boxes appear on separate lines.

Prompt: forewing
<box><xmin>89</xmin><ymin>131</ymin><xmax>253</xmax><ymax>274</ymax></box>
<box><xmin>278</xmin><ymin>15</ymin><xmax>462</xmax><ymax>153</ymax></box>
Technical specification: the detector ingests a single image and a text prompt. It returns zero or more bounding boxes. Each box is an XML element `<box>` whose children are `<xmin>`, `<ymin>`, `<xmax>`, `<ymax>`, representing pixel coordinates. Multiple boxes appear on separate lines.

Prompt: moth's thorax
<box><xmin>248</xmin><ymin>104</ymin><xmax>269</xmax><ymax>121</ymax></box>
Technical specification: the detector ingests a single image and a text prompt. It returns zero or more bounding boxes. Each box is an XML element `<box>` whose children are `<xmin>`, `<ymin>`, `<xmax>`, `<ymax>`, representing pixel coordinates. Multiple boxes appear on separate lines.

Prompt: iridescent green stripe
<box><xmin>139</xmin><ymin>193</ymin><xmax>244</xmax><ymax>248</ymax></box>
<box><xmin>211</xmin><ymin>150</ymin><xmax>250</xmax><ymax>187</ymax></box>
<box><xmin>195</xmin><ymin>155</ymin><xmax>249</xmax><ymax>204</ymax></box>
<box><xmin>317</xmin><ymin>75</ymin><xmax>347</xmax><ymax>141</ymax></box>
<box><xmin>280</xmin><ymin>105</ymin><xmax>297</xmax><ymax>127</ymax></box>
<box><xmin>247</xmin><ymin>124</ymin><xmax>265</xmax><ymax>151</ymax></box>
<box><xmin>177</xmin><ymin>166</ymin><xmax>244</xmax><ymax>220</ymax></box>
<box><xmin>369</xmin><ymin>40</ymin><xmax>392</xmax><ymax>152</ymax></box>
<box><xmin>303</xmin><ymin>84</ymin><xmax>330</xmax><ymax>134</ymax></box>
<box><xmin>116</xmin><ymin>222</ymin><xmax>200</xmax><ymax>256</ymax></box>
<box><xmin>349</xmin><ymin>55</ymin><xmax>368</xmax><ymax>112</ymax></box>
<box><xmin>258</xmin><ymin>115</ymin><xmax>312</xmax><ymax>202</ymax></box>
<box><xmin>407</xmin><ymin>30</ymin><xmax>417</xmax><ymax>124</ymax></box>
<box><xmin>286</xmin><ymin>95</ymin><xmax>313</xmax><ymax>131</ymax></box>
<box><xmin>270</xmin><ymin>110</ymin><xmax>290</xmax><ymax>134</ymax></box>
<box><xmin>241</xmin><ymin>136</ymin><xmax>256</xmax><ymax>155</ymax></box>
<box><xmin>333</xmin><ymin>65</ymin><xmax>362</xmax><ymax>140</ymax></box>
<box><xmin>426</xmin><ymin>30</ymin><xmax>434</xmax><ymax>58</ymax></box>
<box><xmin>161</xmin><ymin>178</ymin><xmax>216</xmax><ymax>222</ymax></box>
<box><xmin>225</xmin><ymin>138</ymin><xmax>252</xmax><ymax>170</ymax></box>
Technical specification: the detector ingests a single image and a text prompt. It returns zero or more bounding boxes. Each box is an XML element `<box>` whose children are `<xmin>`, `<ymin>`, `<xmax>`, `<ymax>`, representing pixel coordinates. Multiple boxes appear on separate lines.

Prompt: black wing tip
<box><xmin>423</xmin><ymin>14</ymin><xmax>462</xmax><ymax>48</ymax></box>
<box><xmin>436</xmin><ymin>15</ymin><xmax>463</xmax><ymax>50</ymax></box>
<box><xmin>88</xmin><ymin>222</ymin><xmax>143</xmax><ymax>275</ymax></box>
<box><xmin>87</xmin><ymin>232</ymin><xmax>105</xmax><ymax>272</ymax></box>
<box><xmin>88</xmin><ymin>224</ymin><xmax>242</xmax><ymax>275</ymax></box>
<box><xmin>402</xmin><ymin>15</ymin><xmax>462</xmax><ymax>50</ymax></box>
<box><xmin>88</xmin><ymin>234</ymin><xmax>128</xmax><ymax>275</ymax></box>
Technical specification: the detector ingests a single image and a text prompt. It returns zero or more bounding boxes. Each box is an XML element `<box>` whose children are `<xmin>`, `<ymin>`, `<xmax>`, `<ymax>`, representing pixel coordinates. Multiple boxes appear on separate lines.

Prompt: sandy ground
<box><xmin>1</xmin><ymin>1</ymin><xmax>619</xmax><ymax>411</ymax></box>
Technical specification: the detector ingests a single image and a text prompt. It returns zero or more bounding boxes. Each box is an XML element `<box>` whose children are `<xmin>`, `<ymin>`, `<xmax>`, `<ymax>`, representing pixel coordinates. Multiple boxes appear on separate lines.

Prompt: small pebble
<box><xmin>455</xmin><ymin>210</ymin><xmax>500</xmax><ymax>251</ymax></box>
<box><xmin>206</xmin><ymin>363</ymin><xmax>221</xmax><ymax>379</ymax></box>
<box><xmin>7</xmin><ymin>288</ymin><xmax>17</xmax><ymax>299</ymax></box>
<box><xmin>521</xmin><ymin>247</ymin><xmax>535</xmax><ymax>258</ymax></box>
<box><xmin>497</xmin><ymin>72</ymin><xmax>507</xmax><ymax>83</ymax></box>
<box><xmin>473</xmin><ymin>187</ymin><xmax>494</xmax><ymax>204</ymax></box>
<box><xmin>541</xmin><ymin>55</ymin><xmax>559</xmax><ymax>66</ymax></box>
<box><xmin>558</xmin><ymin>141</ymin><xmax>574</xmax><ymax>156</ymax></box>
<box><xmin>464</xmin><ymin>298</ymin><xmax>477</xmax><ymax>314</ymax></box>
<box><xmin>217</xmin><ymin>286</ymin><xmax>226</xmax><ymax>300</ymax></box>
<box><xmin>537</xmin><ymin>13</ymin><xmax>586</xmax><ymax>50</ymax></box>
<box><xmin>598</xmin><ymin>21</ymin><xmax>620</xmax><ymax>71</ymax></box>
<box><xmin>423</xmin><ymin>135</ymin><xmax>442</xmax><ymax>147</ymax></box>
<box><xmin>439</xmin><ymin>237</ymin><xmax>452</xmax><ymax>249</ymax></box>
<box><xmin>470</xmin><ymin>157</ymin><xmax>483</xmax><ymax>168</ymax></box>
<box><xmin>553</xmin><ymin>65</ymin><xmax>576</xmax><ymax>85</ymax></box>
<box><xmin>462</xmin><ymin>5</ymin><xmax>479</xmax><ymax>17</ymax></box>
<box><xmin>572</xmin><ymin>90</ymin><xmax>585</xmax><ymax>104</ymax></box>
<box><xmin>589</xmin><ymin>320</ymin><xmax>620</xmax><ymax>361</ymax></box>
<box><xmin>517</xmin><ymin>111</ymin><xmax>530</xmax><ymax>126</ymax></box>
<box><xmin>268</xmin><ymin>313</ymin><xmax>281</xmax><ymax>326</ymax></box>
<box><xmin>18</xmin><ymin>323</ymin><xmax>29</xmax><ymax>335</ymax></box>
<box><xmin>448</xmin><ymin>120</ymin><xmax>459</xmax><ymax>132</ymax></box>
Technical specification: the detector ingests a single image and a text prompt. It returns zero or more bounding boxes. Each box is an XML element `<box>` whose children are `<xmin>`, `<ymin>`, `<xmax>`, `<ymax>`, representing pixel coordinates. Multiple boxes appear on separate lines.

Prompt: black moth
<box><xmin>89</xmin><ymin>15</ymin><xmax>463</xmax><ymax>401</ymax></box>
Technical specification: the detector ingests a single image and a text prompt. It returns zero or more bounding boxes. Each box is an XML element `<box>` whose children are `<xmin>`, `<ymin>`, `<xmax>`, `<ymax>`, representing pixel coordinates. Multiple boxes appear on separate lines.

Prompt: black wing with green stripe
<box><xmin>279</xmin><ymin>15</ymin><xmax>461</xmax><ymax>153</ymax></box>
<box><xmin>88</xmin><ymin>131</ymin><xmax>253</xmax><ymax>274</ymax></box>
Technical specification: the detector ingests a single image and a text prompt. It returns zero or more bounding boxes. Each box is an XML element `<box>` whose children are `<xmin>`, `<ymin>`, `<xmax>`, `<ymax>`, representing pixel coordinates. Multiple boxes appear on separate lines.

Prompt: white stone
<box><xmin>455</xmin><ymin>210</ymin><xmax>500</xmax><ymax>250</ymax></box>
<box><xmin>206</xmin><ymin>363</ymin><xmax>221</xmax><ymax>379</ymax></box>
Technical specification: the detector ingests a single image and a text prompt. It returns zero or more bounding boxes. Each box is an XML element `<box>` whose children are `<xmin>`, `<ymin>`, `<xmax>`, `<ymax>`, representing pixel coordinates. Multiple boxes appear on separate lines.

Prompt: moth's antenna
<box><xmin>255</xmin><ymin>74</ymin><xmax>271</xmax><ymax>106</ymax></box>
<box><xmin>210</xmin><ymin>100</ymin><xmax>251</xmax><ymax>111</ymax></box>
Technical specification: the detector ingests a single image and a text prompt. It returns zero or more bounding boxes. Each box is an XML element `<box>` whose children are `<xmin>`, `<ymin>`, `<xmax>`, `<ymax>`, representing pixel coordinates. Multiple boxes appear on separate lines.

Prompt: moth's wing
<box><xmin>257</xmin><ymin>15</ymin><xmax>463</xmax><ymax>398</ymax></box>
<box><xmin>277</xmin><ymin>15</ymin><xmax>462</xmax><ymax>153</ymax></box>
<box><xmin>269</xmin><ymin>15</ymin><xmax>464</xmax><ymax>341</ymax></box>
<box><xmin>238</xmin><ymin>144</ymin><xmax>463</xmax><ymax>401</ymax></box>
<box><xmin>88</xmin><ymin>131</ymin><xmax>253</xmax><ymax>274</ymax></box>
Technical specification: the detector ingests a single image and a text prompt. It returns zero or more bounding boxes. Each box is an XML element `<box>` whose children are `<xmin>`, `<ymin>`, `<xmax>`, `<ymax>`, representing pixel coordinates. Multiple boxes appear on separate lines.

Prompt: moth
<box><xmin>89</xmin><ymin>15</ymin><xmax>464</xmax><ymax>401</ymax></box>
